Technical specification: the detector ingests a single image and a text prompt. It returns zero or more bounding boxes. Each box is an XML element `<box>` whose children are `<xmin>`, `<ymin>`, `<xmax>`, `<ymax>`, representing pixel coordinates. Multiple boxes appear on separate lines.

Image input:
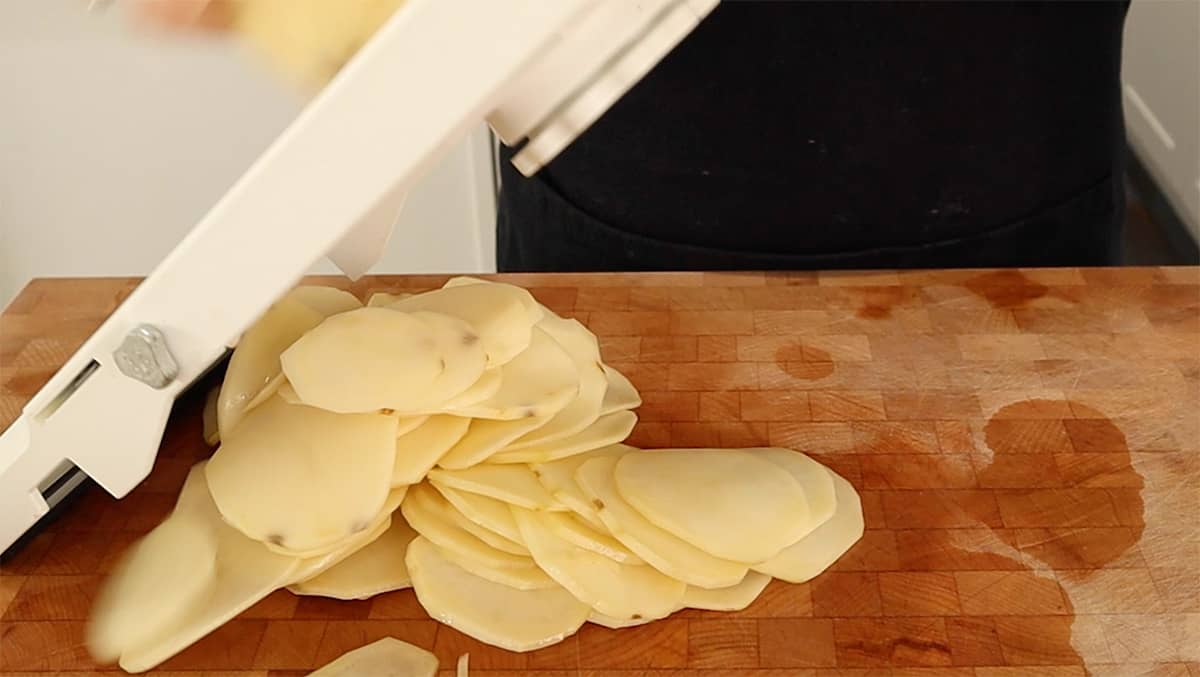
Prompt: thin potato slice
<box><xmin>288</xmin><ymin>497</ymin><xmax>397</xmax><ymax>581</ymax></box>
<box><xmin>436</xmin><ymin>543</ymin><xmax>558</xmax><ymax>591</ymax></box>
<box><xmin>598</xmin><ymin>365</ymin><xmax>641</xmax><ymax>415</ymax></box>
<box><xmin>390</xmin><ymin>281</ymin><xmax>543</xmax><ymax>367</ymax></box>
<box><xmin>206</xmin><ymin>397</ymin><xmax>398</xmax><ymax>553</ymax></box>
<box><xmin>489</xmin><ymin>411</ymin><xmax>637</xmax><ymax>464</ymax></box>
<box><xmin>436</xmin><ymin>414</ymin><xmax>551</xmax><ymax>470</ymax></box>
<box><xmin>406</xmin><ymin>536</ymin><xmax>589</xmax><ymax>652</ymax></box>
<box><xmin>309</xmin><ymin>637</ymin><xmax>437</xmax><ymax>677</ymax></box>
<box><xmin>118</xmin><ymin>465</ymin><xmax>301</xmax><ymax>673</ymax></box>
<box><xmin>288</xmin><ymin>285</ymin><xmax>362</xmax><ymax>317</ymax></box>
<box><xmin>425</xmin><ymin>366</ymin><xmax>503</xmax><ymax>414</ymax></box>
<box><xmin>575</xmin><ymin>456</ymin><xmax>747</xmax><ymax>589</ymax></box>
<box><xmin>429</xmin><ymin>464</ymin><xmax>566</xmax><ymax>511</ymax></box>
<box><xmin>443</xmin><ymin>276</ymin><xmax>543</xmax><ymax>326</ymax></box>
<box><xmin>537</xmin><ymin>510</ymin><xmax>643</xmax><ymax>565</ymax></box>
<box><xmin>277</xmin><ymin>382</ymin><xmax>428</xmax><ymax>438</ymax></box>
<box><xmin>442</xmin><ymin>498</ymin><xmax>529</xmax><ymax>556</ymax></box>
<box><xmin>433</xmin><ymin>483</ymin><xmax>524</xmax><ymax>544</ymax></box>
<box><xmin>753</xmin><ymin>469</ymin><xmax>863</xmax><ymax>583</ymax></box>
<box><xmin>614</xmin><ymin>449</ymin><xmax>811</xmax><ymax>562</ymax></box>
<box><xmin>682</xmin><ymin>571</ymin><xmax>771</xmax><ymax>611</ymax></box>
<box><xmin>401</xmin><ymin>483</ymin><xmax>532</xmax><ymax>569</ymax></box>
<box><xmin>366</xmin><ymin>291</ymin><xmax>412</xmax><ymax>307</ymax></box>
<box><xmin>513</xmin><ymin>506</ymin><xmax>685</xmax><ymax>620</ymax></box>
<box><xmin>290</xmin><ymin>516</ymin><xmax>418</xmax><ymax>600</ymax></box>
<box><xmin>443</xmin><ymin>327</ymin><xmax>579</xmax><ymax>421</ymax></box>
<box><xmin>588</xmin><ymin>611</ymin><xmax>662</xmax><ymax>629</ymax></box>
<box><xmin>87</xmin><ymin>511</ymin><xmax>217</xmax><ymax>664</ymax></box>
<box><xmin>218</xmin><ymin>296</ymin><xmax>324</xmax><ymax>440</ymax></box>
<box><xmin>754</xmin><ymin>447</ymin><xmax>837</xmax><ymax>537</ymax></box>
<box><xmin>392</xmin><ymin>415</ymin><xmax>471</xmax><ymax>486</ymax></box>
<box><xmin>531</xmin><ymin>446</ymin><xmax>631</xmax><ymax>529</ymax></box>
<box><xmin>505</xmin><ymin>317</ymin><xmax>607</xmax><ymax>449</ymax></box>
<box><xmin>409</xmin><ymin>310</ymin><xmax>489</xmax><ymax>406</ymax></box>
<box><xmin>280</xmin><ymin>307</ymin><xmax>448</xmax><ymax>413</ymax></box>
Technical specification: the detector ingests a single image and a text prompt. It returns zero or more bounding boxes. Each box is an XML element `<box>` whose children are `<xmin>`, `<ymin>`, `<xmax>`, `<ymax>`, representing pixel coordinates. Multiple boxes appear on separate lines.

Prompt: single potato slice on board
<box><xmin>489</xmin><ymin>410</ymin><xmax>638</xmax><ymax>464</ymax></box>
<box><xmin>432</xmin><ymin>482</ymin><xmax>525</xmax><ymax>545</ymax></box>
<box><xmin>87</xmin><ymin>511</ymin><xmax>218</xmax><ymax>664</ymax></box>
<box><xmin>401</xmin><ymin>483</ymin><xmax>533</xmax><ymax>569</ymax></box>
<box><xmin>206</xmin><ymin>397</ymin><xmax>398</xmax><ymax>553</ymax></box>
<box><xmin>614</xmin><ymin>448</ymin><xmax>811</xmax><ymax>563</ymax></box>
<box><xmin>443</xmin><ymin>327</ymin><xmax>579</xmax><ymax>421</ymax></box>
<box><xmin>575</xmin><ymin>455</ymin><xmax>748</xmax><ymax>589</ymax></box>
<box><xmin>406</xmin><ymin>536</ymin><xmax>590</xmax><ymax>652</ymax></box>
<box><xmin>598</xmin><ymin>365</ymin><xmax>641</xmax><ymax>415</ymax></box>
<box><xmin>288</xmin><ymin>285</ymin><xmax>362</xmax><ymax>317</ymax></box>
<box><xmin>436</xmin><ymin>413</ymin><xmax>551</xmax><ymax>469</ymax></box>
<box><xmin>429</xmin><ymin>463</ymin><xmax>566</xmax><ymax>511</ymax></box>
<box><xmin>504</xmin><ymin>316</ymin><xmax>607</xmax><ymax>449</ymax></box>
<box><xmin>280</xmin><ymin>307</ymin><xmax>453</xmax><ymax>414</ymax></box>
<box><xmin>290</xmin><ymin>515</ymin><xmax>418</xmax><ymax>600</ymax></box>
<box><xmin>753</xmin><ymin>469</ymin><xmax>863</xmax><ymax>583</ymax></box>
<box><xmin>435</xmin><ymin>542</ymin><xmax>559</xmax><ymax>591</ymax></box>
<box><xmin>537</xmin><ymin>509</ymin><xmax>643</xmax><ymax>565</ymax></box>
<box><xmin>754</xmin><ymin>447</ymin><xmax>837</xmax><ymax>537</ymax></box>
<box><xmin>682</xmin><ymin>571</ymin><xmax>772</xmax><ymax>611</ymax></box>
<box><xmin>531</xmin><ymin>445</ymin><xmax>631</xmax><ymax>529</ymax></box>
<box><xmin>218</xmin><ymin>296</ymin><xmax>324</xmax><ymax>440</ymax></box>
<box><xmin>389</xmin><ymin>280</ymin><xmax>543</xmax><ymax>367</ymax></box>
<box><xmin>513</xmin><ymin>506</ymin><xmax>685</xmax><ymax>620</ymax></box>
<box><xmin>392</xmin><ymin>415</ymin><xmax>471</xmax><ymax>486</ymax></box>
<box><xmin>116</xmin><ymin>465</ymin><xmax>301</xmax><ymax>673</ymax></box>
<box><xmin>309</xmin><ymin>637</ymin><xmax>437</xmax><ymax>677</ymax></box>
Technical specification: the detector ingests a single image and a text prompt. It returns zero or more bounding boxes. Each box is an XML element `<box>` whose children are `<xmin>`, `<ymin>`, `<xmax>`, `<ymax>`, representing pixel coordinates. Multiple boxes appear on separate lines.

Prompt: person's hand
<box><xmin>132</xmin><ymin>0</ymin><xmax>234</xmax><ymax>32</ymax></box>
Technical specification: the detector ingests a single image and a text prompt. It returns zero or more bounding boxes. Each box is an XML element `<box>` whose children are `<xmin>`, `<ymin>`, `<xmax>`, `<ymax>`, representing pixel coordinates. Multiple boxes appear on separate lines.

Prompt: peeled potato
<box><xmin>280</xmin><ymin>307</ymin><xmax>451</xmax><ymax>414</ymax></box>
<box><xmin>513</xmin><ymin>506</ymin><xmax>685</xmax><ymax>620</ymax></box>
<box><xmin>87</xmin><ymin>511</ymin><xmax>217</xmax><ymax>664</ymax></box>
<box><xmin>753</xmin><ymin>469</ymin><xmax>863</xmax><ymax>583</ymax></box>
<box><xmin>406</xmin><ymin>536</ymin><xmax>590</xmax><ymax>652</ymax></box>
<box><xmin>401</xmin><ymin>483</ymin><xmax>532</xmax><ymax>569</ymax></box>
<box><xmin>614</xmin><ymin>449</ymin><xmax>811</xmax><ymax>562</ymax></box>
<box><xmin>537</xmin><ymin>510</ymin><xmax>643</xmax><ymax>565</ymax></box>
<box><xmin>754</xmin><ymin>447</ymin><xmax>837</xmax><ymax>537</ymax></box>
<box><xmin>309</xmin><ymin>637</ymin><xmax>438</xmax><ymax>677</ymax></box>
<box><xmin>218</xmin><ymin>296</ymin><xmax>324</xmax><ymax>440</ymax></box>
<box><xmin>290</xmin><ymin>516</ymin><xmax>417</xmax><ymax>600</ymax></box>
<box><xmin>389</xmin><ymin>280</ymin><xmax>543</xmax><ymax>367</ymax></box>
<box><xmin>206</xmin><ymin>397</ymin><xmax>398</xmax><ymax>553</ymax></box>
<box><xmin>682</xmin><ymin>571</ymin><xmax>772</xmax><ymax>611</ymax></box>
<box><xmin>444</xmin><ymin>327</ymin><xmax>579</xmax><ymax>421</ymax></box>
<box><xmin>504</xmin><ymin>316</ymin><xmax>607</xmax><ymax>449</ymax></box>
<box><xmin>288</xmin><ymin>285</ymin><xmax>362</xmax><ymax>317</ymax></box>
<box><xmin>489</xmin><ymin>410</ymin><xmax>638</xmax><ymax>464</ymax></box>
<box><xmin>598</xmin><ymin>365</ymin><xmax>641</xmax><ymax>415</ymax></box>
<box><xmin>432</xmin><ymin>483</ymin><xmax>525</xmax><ymax>544</ymax></box>
<box><xmin>118</xmin><ymin>464</ymin><xmax>301</xmax><ymax>673</ymax></box>
<box><xmin>429</xmin><ymin>464</ymin><xmax>565</xmax><ymax>511</ymax></box>
<box><xmin>531</xmin><ymin>446</ymin><xmax>631</xmax><ymax>529</ymax></box>
<box><xmin>392</xmin><ymin>415</ymin><xmax>471</xmax><ymax>486</ymax></box>
<box><xmin>436</xmin><ymin>542</ymin><xmax>558</xmax><ymax>591</ymax></box>
<box><xmin>575</xmin><ymin>455</ymin><xmax>747</xmax><ymax>589</ymax></box>
<box><xmin>436</xmin><ymin>414</ymin><xmax>551</xmax><ymax>470</ymax></box>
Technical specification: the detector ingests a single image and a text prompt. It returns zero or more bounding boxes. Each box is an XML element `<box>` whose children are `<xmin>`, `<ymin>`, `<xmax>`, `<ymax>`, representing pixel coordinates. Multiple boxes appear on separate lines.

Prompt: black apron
<box><xmin>497</xmin><ymin>1</ymin><xmax>1129</xmax><ymax>272</ymax></box>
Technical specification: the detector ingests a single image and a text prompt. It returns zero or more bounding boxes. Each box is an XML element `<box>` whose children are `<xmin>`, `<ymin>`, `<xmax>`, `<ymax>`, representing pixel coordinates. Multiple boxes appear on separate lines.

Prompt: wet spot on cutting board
<box><xmin>777</xmin><ymin>345</ymin><xmax>835</xmax><ymax>381</ymax></box>
<box><xmin>854</xmin><ymin>287</ymin><xmax>913</xmax><ymax>319</ymax></box>
<box><xmin>963</xmin><ymin>270</ymin><xmax>1049</xmax><ymax>309</ymax></box>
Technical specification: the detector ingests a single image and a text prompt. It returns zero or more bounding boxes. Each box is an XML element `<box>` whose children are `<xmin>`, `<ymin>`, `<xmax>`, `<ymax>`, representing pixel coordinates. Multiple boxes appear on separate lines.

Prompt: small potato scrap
<box><xmin>406</xmin><ymin>536</ymin><xmax>590</xmax><ymax>652</ymax></box>
<box><xmin>753</xmin><ymin>469</ymin><xmax>863</xmax><ymax>583</ymax></box>
<box><xmin>290</xmin><ymin>516</ymin><xmax>418</xmax><ymax>600</ymax></box>
<box><xmin>308</xmin><ymin>637</ymin><xmax>438</xmax><ymax>677</ymax></box>
<box><xmin>206</xmin><ymin>397</ymin><xmax>398</xmax><ymax>553</ymax></box>
<box><xmin>613</xmin><ymin>448</ymin><xmax>812</xmax><ymax>562</ymax></box>
<box><xmin>575</xmin><ymin>455</ymin><xmax>748</xmax><ymax>589</ymax></box>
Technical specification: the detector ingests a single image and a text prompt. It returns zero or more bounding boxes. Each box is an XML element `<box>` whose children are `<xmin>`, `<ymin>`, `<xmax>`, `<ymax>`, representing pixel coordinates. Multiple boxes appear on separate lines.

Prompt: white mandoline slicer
<box><xmin>0</xmin><ymin>0</ymin><xmax>719</xmax><ymax>554</ymax></box>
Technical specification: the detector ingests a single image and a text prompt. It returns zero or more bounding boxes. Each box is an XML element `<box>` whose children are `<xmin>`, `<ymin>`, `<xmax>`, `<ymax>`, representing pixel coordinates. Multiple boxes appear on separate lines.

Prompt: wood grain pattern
<box><xmin>0</xmin><ymin>268</ymin><xmax>1197</xmax><ymax>676</ymax></box>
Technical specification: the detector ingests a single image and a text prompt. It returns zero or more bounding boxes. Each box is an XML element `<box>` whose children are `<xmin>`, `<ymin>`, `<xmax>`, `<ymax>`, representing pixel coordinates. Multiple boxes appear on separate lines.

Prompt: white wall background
<box><xmin>0</xmin><ymin>0</ymin><xmax>496</xmax><ymax>309</ymax></box>
<box><xmin>1122</xmin><ymin>0</ymin><xmax>1200</xmax><ymax>240</ymax></box>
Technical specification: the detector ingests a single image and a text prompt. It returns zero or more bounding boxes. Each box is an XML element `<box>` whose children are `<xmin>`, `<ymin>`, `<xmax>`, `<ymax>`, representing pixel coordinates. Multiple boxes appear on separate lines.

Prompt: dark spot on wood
<box><xmin>963</xmin><ymin>269</ymin><xmax>1049</xmax><ymax>309</ymax></box>
<box><xmin>776</xmin><ymin>344</ymin><xmax>834</xmax><ymax>380</ymax></box>
<box><xmin>267</xmin><ymin>533</ymin><xmax>284</xmax><ymax>546</ymax></box>
<box><xmin>592</xmin><ymin>498</ymin><xmax>605</xmax><ymax>510</ymax></box>
<box><xmin>857</xmin><ymin>303</ymin><xmax>891</xmax><ymax>319</ymax></box>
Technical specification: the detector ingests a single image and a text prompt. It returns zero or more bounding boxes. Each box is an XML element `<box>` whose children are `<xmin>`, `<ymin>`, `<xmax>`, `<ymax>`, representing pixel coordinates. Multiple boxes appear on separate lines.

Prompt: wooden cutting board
<box><xmin>1</xmin><ymin>267</ymin><xmax>1197</xmax><ymax>677</ymax></box>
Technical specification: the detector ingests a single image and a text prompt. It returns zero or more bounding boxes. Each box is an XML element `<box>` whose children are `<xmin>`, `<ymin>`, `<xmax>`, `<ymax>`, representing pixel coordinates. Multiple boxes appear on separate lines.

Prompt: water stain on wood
<box><xmin>964</xmin><ymin>270</ymin><xmax>1049</xmax><ymax>309</ymax></box>
<box><xmin>776</xmin><ymin>345</ymin><xmax>835</xmax><ymax>380</ymax></box>
<box><xmin>854</xmin><ymin>287</ymin><xmax>914</xmax><ymax>319</ymax></box>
